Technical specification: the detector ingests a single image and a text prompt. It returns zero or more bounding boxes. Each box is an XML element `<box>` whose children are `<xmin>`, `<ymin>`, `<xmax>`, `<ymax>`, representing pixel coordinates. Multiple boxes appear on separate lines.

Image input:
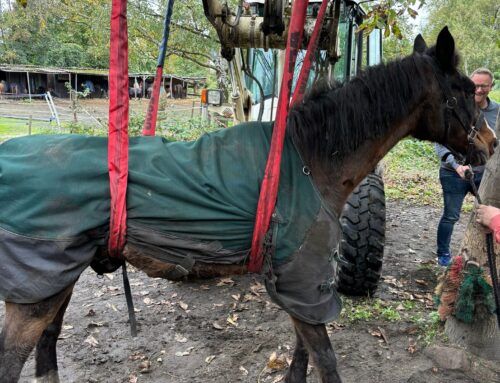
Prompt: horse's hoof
<box><xmin>33</xmin><ymin>370</ymin><xmax>60</xmax><ymax>383</ymax></box>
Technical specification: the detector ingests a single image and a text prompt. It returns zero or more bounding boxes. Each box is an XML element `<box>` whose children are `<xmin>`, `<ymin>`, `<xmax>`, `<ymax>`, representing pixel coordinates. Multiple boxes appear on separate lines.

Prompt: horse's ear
<box><xmin>413</xmin><ymin>34</ymin><xmax>427</xmax><ymax>54</ymax></box>
<box><xmin>435</xmin><ymin>26</ymin><xmax>456</xmax><ymax>71</ymax></box>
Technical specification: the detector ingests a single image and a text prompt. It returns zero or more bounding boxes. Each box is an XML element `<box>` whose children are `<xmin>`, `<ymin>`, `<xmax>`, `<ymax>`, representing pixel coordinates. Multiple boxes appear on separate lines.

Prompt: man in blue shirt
<box><xmin>435</xmin><ymin>68</ymin><xmax>499</xmax><ymax>266</ymax></box>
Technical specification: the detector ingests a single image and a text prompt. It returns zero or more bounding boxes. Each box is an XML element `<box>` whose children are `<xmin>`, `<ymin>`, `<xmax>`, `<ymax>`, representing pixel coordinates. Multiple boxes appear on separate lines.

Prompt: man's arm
<box><xmin>435</xmin><ymin>143</ymin><xmax>470</xmax><ymax>178</ymax></box>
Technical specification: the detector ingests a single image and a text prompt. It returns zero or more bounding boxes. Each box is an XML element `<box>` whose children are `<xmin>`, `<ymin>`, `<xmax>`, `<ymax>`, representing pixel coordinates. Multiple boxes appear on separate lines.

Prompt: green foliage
<box><xmin>383</xmin><ymin>139</ymin><xmax>442</xmax><ymax>205</ymax></box>
<box><xmin>361</xmin><ymin>0</ymin><xmax>426</xmax><ymax>40</ymax></box>
<box><xmin>424</xmin><ymin>0</ymin><xmax>499</xmax><ymax>74</ymax></box>
<box><xmin>341</xmin><ymin>298</ymin><xmax>413</xmax><ymax>323</ymax></box>
<box><xmin>409</xmin><ymin>311</ymin><xmax>445</xmax><ymax>345</ymax></box>
<box><xmin>0</xmin><ymin>0</ymin><xmax>220</xmax><ymax>82</ymax></box>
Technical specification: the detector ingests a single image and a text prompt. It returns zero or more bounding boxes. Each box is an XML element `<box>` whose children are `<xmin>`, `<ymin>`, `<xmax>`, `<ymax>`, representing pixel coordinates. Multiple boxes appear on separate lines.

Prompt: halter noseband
<box><xmin>433</xmin><ymin>66</ymin><xmax>482</xmax><ymax>165</ymax></box>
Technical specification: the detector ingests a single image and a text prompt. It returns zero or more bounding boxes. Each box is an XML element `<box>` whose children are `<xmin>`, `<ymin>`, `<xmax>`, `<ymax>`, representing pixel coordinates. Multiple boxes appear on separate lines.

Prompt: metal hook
<box><xmin>446</xmin><ymin>97</ymin><xmax>457</xmax><ymax>109</ymax></box>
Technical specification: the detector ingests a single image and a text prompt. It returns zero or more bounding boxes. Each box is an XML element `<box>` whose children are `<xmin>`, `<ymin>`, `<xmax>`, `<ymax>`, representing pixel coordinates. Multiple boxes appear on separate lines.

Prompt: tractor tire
<box><xmin>336</xmin><ymin>169</ymin><xmax>386</xmax><ymax>296</ymax></box>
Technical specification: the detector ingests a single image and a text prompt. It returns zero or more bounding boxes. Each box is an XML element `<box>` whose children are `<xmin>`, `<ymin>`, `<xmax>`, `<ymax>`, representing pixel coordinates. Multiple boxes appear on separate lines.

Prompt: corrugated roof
<box><xmin>0</xmin><ymin>64</ymin><xmax>206</xmax><ymax>83</ymax></box>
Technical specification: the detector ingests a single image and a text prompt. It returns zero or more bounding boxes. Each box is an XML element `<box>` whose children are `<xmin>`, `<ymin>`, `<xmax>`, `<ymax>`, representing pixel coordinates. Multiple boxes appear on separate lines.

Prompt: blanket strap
<box><xmin>108</xmin><ymin>0</ymin><xmax>137</xmax><ymax>337</ymax></box>
<box><xmin>142</xmin><ymin>0</ymin><xmax>175</xmax><ymax>136</ymax></box>
<box><xmin>249</xmin><ymin>0</ymin><xmax>327</xmax><ymax>272</ymax></box>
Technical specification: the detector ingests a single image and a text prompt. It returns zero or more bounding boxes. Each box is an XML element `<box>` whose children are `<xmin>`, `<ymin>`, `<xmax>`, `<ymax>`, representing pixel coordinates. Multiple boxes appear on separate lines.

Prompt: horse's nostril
<box><xmin>494</xmin><ymin>139</ymin><xmax>499</xmax><ymax>149</ymax></box>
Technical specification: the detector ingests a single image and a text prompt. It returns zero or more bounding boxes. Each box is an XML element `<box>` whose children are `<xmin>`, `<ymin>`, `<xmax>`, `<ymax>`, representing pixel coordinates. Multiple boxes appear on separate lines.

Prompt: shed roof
<box><xmin>0</xmin><ymin>64</ymin><xmax>206</xmax><ymax>83</ymax></box>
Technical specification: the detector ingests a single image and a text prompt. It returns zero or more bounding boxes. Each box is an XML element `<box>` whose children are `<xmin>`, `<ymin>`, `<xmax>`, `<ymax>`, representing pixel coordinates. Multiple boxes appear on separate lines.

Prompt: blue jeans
<box><xmin>437</xmin><ymin>167</ymin><xmax>482</xmax><ymax>257</ymax></box>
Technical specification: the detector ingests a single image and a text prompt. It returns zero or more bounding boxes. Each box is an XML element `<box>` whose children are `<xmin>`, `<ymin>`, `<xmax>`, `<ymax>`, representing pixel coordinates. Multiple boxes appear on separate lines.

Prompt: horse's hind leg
<box><xmin>290</xmin><ymin>317</ymin><xmax>342</xmax><ymax>383</ymax></box>
<box><xmin>0</xmin><ymin>284</ymin><xmax>74</xmax><ymax>383</ymax></box>
<box><xmin>34</xmin><ymin>287</ymin><xmax>74</xmax><ymax>383</ymax></box>
<box><xmin>285</xmin><ymin>326</ymin><xmax>309</xmax><ymax>383</ymax></box>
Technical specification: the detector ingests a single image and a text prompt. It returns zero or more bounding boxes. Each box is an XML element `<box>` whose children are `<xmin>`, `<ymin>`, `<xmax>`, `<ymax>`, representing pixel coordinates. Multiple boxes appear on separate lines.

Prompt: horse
<box><xmin>0</xmin><ymin>28</ymin><xmax>497</xmax><ymax>383</ymax></box>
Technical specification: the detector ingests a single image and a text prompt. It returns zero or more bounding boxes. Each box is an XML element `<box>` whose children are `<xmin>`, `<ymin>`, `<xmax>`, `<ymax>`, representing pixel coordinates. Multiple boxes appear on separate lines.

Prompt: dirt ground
<box><xmin>1</xmin><ymin>201</ymin><xmax>497</xmax><ymax>383</ymax></box>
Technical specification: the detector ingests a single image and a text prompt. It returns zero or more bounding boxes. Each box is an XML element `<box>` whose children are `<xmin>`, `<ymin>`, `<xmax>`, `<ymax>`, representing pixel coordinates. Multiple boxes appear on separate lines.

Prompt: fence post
<box><xmin>191</xmin><ymin>100</ymin><xmax>195</xmax><ymax>118</ymax></box>
<box><xmin>28</xmin><ymin>115</ymin><xmax>32</xmax><ymax>135</ymax></box>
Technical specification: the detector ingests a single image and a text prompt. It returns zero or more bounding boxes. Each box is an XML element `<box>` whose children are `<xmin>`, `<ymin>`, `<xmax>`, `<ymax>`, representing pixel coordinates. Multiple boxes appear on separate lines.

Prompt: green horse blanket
<box><xmin>0</xmin><ymin>121</ymin><xmax>341</xmax><ymax>324</ymax></box>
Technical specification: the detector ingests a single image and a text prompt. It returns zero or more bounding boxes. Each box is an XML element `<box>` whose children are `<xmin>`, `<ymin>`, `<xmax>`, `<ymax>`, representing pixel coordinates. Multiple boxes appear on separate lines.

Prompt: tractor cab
<box><xmin>203</xmin><ymin>0</ymin><xmax>387</xmax><ymax>296</ymax></box>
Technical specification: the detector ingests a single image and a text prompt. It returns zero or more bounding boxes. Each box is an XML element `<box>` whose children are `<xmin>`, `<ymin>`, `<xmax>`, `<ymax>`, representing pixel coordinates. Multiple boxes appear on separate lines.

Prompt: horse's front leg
<box><xmin>34</xmin><ymin>287</ymin><xmax>74</xmax><ymax>383</ymax></box>
<box><xmin>285</xmin><ymin>325</ymin><xmax>309</xmax><ymax>383</ymax></box>
<box><xmin>290</xmin><ymin>317</ymin><xmax>342</xmax><ymax>383</ymax></box>
<box><xmin>0</xmin><ymin>284</ymin><xmax>74</xmax><ymax>383</ymax></box>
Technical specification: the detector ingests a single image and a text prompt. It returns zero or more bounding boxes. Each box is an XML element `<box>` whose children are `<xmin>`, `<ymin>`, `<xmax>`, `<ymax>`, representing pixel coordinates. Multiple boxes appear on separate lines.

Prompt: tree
<box><xmin>438</xmin><ymin>118</ymin><xmax>500</xmax><ymax>360</ymax></box>
<box><xmin>424</xmin><ymin>0</ymin><xmax>499</xmax><ymax>74</ymax></box>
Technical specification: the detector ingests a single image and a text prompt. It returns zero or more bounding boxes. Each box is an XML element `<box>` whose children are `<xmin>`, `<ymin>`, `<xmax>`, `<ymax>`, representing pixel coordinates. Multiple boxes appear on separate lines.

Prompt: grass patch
<box><xmin>409</xmin><ymin>311</ymin><xmax>446</xmax><ymax>345</ymax></box>
<box><xmin>0</xmin><ymin>117</ymin><xmax>58</xmax><ymax>139</ymax></box>
<box><xmin>341</xmin><ymin>297</ymin><xmax>416</xmax><ymax>323</ymax></box>
<box><xmin>383</xmin><ymin>138</ymin><xmax>442</xmax><ymax>206</ymax></box>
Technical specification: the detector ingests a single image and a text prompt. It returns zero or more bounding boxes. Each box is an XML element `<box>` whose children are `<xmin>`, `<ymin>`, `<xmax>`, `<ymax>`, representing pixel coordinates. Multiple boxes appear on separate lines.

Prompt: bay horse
<box><xmin>0</xmin><ymin>28</ymin><xmax>497</xmax><ymax>383</ymax></box>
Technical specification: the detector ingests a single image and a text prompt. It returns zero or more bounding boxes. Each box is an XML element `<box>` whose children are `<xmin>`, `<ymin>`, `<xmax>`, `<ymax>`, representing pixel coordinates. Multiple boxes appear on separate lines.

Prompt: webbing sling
<box><xmin>248</xmin><ymin>0</ymin><xmax>308</xmax><ymax>272</ymax></box>
<box><xmin>143</xmin><ymin>0</ymin><xmax>175</xmax><ymax>136</ymax></box>
<box><xmin>108</xmin><ymin>0</ymin><xmax>129</xmax><ymax>257</ymax></box>
<box><xmin>290</xmin><ymin>0</ymin><xmax>328</xmax><ymax>106</ymax></box>
<box><xmin>108</xmin><ymin>0</ymin><xmax>137</xmax><ymax>337</ymax></box>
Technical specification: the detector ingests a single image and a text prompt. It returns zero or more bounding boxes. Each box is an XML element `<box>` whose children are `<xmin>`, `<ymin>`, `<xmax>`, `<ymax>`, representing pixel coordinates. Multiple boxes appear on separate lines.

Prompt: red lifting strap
<box><xmin>108</xmin><ymin>0</ymin><xmax>129</xmax><ymax>257</ymax></box>
<box><xmin>291</xmin><ymin>0</ymin><xmax>328</xmax><ymax>106</ymax></box>
<box><xmin>248</xmin><ymin>0</ymin><xmax>308</xmax><ymax>272</ymax></box>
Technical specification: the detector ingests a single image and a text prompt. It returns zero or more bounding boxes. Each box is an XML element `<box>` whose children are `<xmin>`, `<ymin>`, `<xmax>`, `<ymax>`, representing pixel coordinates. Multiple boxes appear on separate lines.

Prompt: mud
<box><xmin>2</xmin><ymin>201</ymin><xmax>499</xmax><ymax>383</ymax></box>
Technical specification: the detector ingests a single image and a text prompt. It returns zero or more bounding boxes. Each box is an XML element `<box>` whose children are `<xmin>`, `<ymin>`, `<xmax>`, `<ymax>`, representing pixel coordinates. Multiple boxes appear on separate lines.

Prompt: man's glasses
<box><xmin>475</xmin><ymin>84</ymin><xmax>492</xmax><ymax>89</ymax></box>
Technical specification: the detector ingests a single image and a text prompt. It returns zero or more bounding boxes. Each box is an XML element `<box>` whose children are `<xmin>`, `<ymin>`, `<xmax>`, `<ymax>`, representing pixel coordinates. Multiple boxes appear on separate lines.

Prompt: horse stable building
<box><xmin>0</xmin><ymin>64</ymin><xmax>206</xmax><ymax>99</ymax></box>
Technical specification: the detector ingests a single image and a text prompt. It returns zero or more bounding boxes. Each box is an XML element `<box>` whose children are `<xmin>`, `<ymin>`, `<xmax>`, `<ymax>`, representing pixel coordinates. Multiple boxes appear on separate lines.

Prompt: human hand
<box><xmin>455</xmin><ymin>165</ymin><xmax>470</xmax><ymax>179</ymax></box>
<box><xmin>476</xmin><ymin>204</ymin><xmax>500</xmax><ymax>227</ymax></box>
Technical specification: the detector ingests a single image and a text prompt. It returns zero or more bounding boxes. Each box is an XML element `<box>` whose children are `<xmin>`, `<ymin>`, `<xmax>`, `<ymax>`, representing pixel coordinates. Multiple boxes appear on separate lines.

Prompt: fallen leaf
<box><xmin>267</xmin><ymin>352</ymin><xmax>288</xmax><ymax>370</ymax></box>
<box><xmin>175</xmin><ymin>333</ymin><xmax>188</xmax><ymax>343</ymax></box>
<box><xmin>84</xmin><ymin>335</ymin><xmax>99</xmax><ymax>347</ymax></box>
<box><xmin>216</xmin><ymin>277</ymin><xmax>235</xmax><ymax>286</ymax></box>
<box><xmin>205</xmin><ymin>355</ymin><xmax>216</xmax><ymax>364</ymax></box>
<box><xmin>62</xmin><ymin>325</ymin><xmax>73</xmax><ymax>330</ymax></box>
<box><xmin>85</xmin><ymin>309</ymin><xmax>96</xmax><ymax>317</ymax></box>
<box><xmin>406</xmin><ymin>341</ymin><xmax>417</xmax><ymax>354</ymax></box>
<box><xmin>128</xmin><ymin>374</ymin><xmax>138</xmax><ymax>383</ymax></box>
<box><xmin>139</xmin><ymin>360</ymin><xmax>151</xmax><ymax>373</ymax></box>
<box><xmin>129</xmin><ymin>352</ymin><xmax>146</xmax><ymax>361</ymax></box>
<box><xmin>143</xmin><ymin>297</ymin><xmax>153</xmax><ymax>305</ymax></box>
<box><xmin>87</xmin><ymin>321</ymin><xmax>105</xmax><ymax>328</ymax></box>
<box><xmin>179</xmin><ymin>301</ymin><xmax>189</xmax><ymax>311</ymax></box>
<box><xmin>231</xmin><ymin>294</ymin><xmax>241</xmax><ymax>301</ymax></box>
<box><xmin>271</xmin><ymin>375</ymin><xmax>284</xmax><ymax>383</ymax></box>
<box><xmin>239</xmin><ymin>366</ymin><xmax>249</xmax><ymax>375</ymax></box>
<box><xmin>415</xmin><ymin>279</ymin><xmax>428</xmax><ymax>286</ymax></box>
<box><xmin>250</xmin><ymin>282</ymin><xmax>265</xmax><ymax>296</ymax></box>
<box><xmin>200</xmin><ymin>285</ymin><xmax>210</xmax><ymax>290</ymax></box>
<box><xmin>377</xmin><ymin>327</ymin><xmax>389</xmax><ymax>344</ymax></box>
<box><xmin>104</xmin><ymin>273</ymin><xmax>114</xmax><ymax>280</ymax></box>
<box><xmin>175</xmin><ymin>347</ymin><xmax>194</xmax><ymax>357</ymax></box>
<box><xmin>226</xmin><ymin>314</ymin><xmax>239</xmax><ymax>327</ymax></box>
<box><xmin>212</xmin><ymin>322</ymin><xmax>224</xmax><ymax>330</ymax></box>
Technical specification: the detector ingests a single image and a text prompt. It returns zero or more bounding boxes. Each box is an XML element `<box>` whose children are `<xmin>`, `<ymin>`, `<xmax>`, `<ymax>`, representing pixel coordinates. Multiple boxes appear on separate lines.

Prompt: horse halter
<box><xmin>433</xmin><ymin>67</ymin><xmax>482</xmax><ymax>165</ymax></box>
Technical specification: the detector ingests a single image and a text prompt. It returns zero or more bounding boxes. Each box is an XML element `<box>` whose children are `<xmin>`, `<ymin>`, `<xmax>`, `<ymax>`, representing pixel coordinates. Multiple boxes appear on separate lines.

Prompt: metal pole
<box><xmin>28</xmin><ymin>115</ymin><xmax>32</xmax><ymax>135</ymax></box>
<box><xmin>26</xmin><ymin>72</ymin><xmax>31</xmax><ymax>101</ymax></box>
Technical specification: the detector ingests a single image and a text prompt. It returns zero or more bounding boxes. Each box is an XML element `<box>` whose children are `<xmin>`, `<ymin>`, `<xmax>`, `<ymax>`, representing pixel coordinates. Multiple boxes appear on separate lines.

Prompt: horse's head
<box><xmin>413</xmin><ymin>27</ymin><xmax>497</xmax><ymax>166</ymax></box>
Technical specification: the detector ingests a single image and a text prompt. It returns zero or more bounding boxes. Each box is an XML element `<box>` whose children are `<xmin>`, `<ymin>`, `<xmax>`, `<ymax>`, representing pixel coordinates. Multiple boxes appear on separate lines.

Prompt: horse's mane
<box><xmin>288</xmin><ymin>52</ymin><xmax>439</xmax><ymax>164</ymax></box>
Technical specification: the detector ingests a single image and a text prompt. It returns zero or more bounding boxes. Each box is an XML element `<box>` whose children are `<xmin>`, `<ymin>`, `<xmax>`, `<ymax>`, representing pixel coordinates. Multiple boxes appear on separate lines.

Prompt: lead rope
<box><xmin>464</xmin><ymin>169</ymin><xmax>500</xmax><ymax>328</ymax></box>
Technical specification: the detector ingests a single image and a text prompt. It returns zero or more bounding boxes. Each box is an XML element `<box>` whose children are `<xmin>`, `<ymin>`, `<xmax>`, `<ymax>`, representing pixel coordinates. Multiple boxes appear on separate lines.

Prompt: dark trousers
<box><xmin>437</xmin><ymin>167</ymin><xmax>482</xmax><ymax>256</ymax></box>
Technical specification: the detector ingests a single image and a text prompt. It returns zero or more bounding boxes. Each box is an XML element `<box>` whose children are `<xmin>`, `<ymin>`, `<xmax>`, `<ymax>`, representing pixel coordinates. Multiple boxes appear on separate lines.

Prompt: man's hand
<box><xmin>455</xmin><ymin>165</ymin><xmax>470</xmax><ymax>179</ymax></box>
<box><xmin>476</xmin><ymin>204</ymin><xmax>500</xmax><ymax>227</ymax></box>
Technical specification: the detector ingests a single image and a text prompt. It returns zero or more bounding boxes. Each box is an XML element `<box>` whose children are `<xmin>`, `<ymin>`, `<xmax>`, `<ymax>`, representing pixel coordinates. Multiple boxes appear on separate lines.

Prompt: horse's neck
<box><xmin>311</xmin><ymin>99</ymin><xmax>424</xmax><ymax>216</ymax></box>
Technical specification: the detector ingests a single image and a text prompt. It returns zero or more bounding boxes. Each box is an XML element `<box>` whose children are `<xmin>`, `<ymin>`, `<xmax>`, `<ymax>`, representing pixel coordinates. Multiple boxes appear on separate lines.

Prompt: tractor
<box><xmin>201</xmin><ymin>0</ymin><xmax>386</xmax><ymax>296</ymax></box>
